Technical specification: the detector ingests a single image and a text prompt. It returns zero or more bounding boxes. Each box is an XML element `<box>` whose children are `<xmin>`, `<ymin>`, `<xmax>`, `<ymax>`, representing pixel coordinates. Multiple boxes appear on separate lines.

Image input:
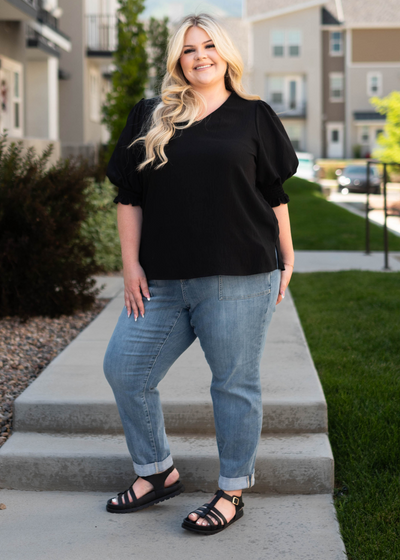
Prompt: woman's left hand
<box><xmin>276</xmin><ymin>266</ymin><xmax>293</xmax><ymax>304</ymax></box>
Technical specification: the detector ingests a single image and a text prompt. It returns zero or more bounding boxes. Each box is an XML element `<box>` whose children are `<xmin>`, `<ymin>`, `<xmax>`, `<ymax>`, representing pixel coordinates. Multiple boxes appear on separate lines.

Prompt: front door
<box><xmin>327</xmin><ymin>123</ymin><xmax>344</xmax><ymax>158</ymax></box>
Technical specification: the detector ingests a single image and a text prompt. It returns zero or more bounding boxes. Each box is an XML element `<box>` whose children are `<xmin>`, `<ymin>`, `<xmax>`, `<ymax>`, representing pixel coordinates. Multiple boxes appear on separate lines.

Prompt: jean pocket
<box><xmin>218</xmin><ymin>273</ymin><xmax>272</xmax><ymax>300</ymax></box>
<box><xmin>145</xmin><ymin>279</ymin><xmax>157</xmax><ymax>299</ymax></box>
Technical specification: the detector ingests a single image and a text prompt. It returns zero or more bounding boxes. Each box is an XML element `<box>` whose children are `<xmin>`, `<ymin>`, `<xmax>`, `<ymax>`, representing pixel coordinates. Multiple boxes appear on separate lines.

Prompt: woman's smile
<box><xmin>194</xmin><ymin>64</ymin><xmax>213</xmax><ymax>71</ymax></box>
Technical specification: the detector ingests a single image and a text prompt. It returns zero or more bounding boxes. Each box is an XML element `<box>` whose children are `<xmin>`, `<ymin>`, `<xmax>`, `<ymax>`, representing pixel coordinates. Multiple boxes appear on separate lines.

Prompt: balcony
<box><xmin>0</xmin><ymin>0</ymin><xmax>38</xmax><ymax>20</ymax></box>
<box><xmin>26</xmin><ymin>0</ymin><xmax>71</xmax><ymax>55</ymax></box>
<box><xmin>268</xmin><ymin>101</ymin><xmax>307</xmax><ymax>119</ymax></box>
<box><xmin>86</xmin><ymin>15</ymin><xmax>118</xmax><ymax>57</ymax></box>
<box><xmin>26</xmin><ymin>25</ymin><xmax>60</xmax><ymax>59</ymax></box>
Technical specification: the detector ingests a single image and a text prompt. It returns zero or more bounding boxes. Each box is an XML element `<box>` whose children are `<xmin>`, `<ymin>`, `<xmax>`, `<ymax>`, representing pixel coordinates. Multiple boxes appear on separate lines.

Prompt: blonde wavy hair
<box><xmin>131</xmin><ymin>13</ymin><xmax>260</xmax><ymax>170</ymax></box>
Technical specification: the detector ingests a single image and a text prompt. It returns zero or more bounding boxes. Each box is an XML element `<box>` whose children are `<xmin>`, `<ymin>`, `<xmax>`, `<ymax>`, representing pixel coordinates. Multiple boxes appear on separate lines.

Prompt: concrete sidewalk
<box><xmin>0</xmin><ymin>491</ymin><xmax>345</xmax><ymax>560</ymax></box>
<box><xmin>0</xmin><ymin>276</ymin><xmax>346</xmax><ymax>559</ymax></box>
<box><xmin>294</xmin><ymin>250</ymin><xmax>400</xmax><ymax>272</ymax></box>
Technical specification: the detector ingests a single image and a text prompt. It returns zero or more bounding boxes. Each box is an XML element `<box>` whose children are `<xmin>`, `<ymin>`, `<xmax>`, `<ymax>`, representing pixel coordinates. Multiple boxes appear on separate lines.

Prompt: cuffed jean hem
<box><xmin>133</xmin><ymin>455</ymin><xmax>173</xmax><ymax>477</ymax></box>
<box><xmin>218</xmin><ymin>472</ymin><xmax>255</xmax><ymax>491</ymax></box>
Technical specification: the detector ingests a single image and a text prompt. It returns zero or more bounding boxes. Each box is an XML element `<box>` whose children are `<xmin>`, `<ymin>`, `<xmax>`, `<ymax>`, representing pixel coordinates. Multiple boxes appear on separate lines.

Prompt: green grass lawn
<box><xmin>284</xmin><ymin>177</ymin><xmax>400</xmax><ymax>251</ymax></box>
<box><xmin>290</xmin><ymin>271</ymin><xmax>400</xmax><ymax>560</ymax></box>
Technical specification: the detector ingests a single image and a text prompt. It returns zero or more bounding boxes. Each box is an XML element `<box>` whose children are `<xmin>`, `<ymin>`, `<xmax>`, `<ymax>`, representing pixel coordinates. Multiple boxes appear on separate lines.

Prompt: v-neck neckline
<box><xmin>194</xmin><ymin>90</ymin><xmax>235</xmax><ymax>123</ymax></box>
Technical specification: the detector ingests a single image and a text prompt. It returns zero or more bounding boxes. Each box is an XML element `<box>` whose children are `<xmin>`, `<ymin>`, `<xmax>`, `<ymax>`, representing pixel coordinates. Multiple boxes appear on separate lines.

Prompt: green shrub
<box><xmin>81</xmin><ymin>179</ymin><xmax>122</xmax><ymax>272</ymax></box>
<box><xmin>0</xmin><ymin>136</ymin><xmax>99</xmax><ymax>318</ymax></box>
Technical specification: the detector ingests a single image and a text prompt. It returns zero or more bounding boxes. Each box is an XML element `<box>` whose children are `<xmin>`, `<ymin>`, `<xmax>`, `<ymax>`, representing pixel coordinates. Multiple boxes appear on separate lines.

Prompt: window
<box><xmin>367</xmin><ymin>72</ymin><xmax>382</xmax><ymax>97</ymax></box>
<box><xmin>375</xmin><ymin>129</ymin><xmax>383</xmax><ymax>139</ymax></box>
<box><xmin>269</xmin><ymin>77</ymin><xmax>284</xmax><ymax>105</ymax></box>
<box><xmin>271</xmin><ymin>30</ymin><xmax>285</xmax><ymax>57</ymax></box>
<box><xmin>286</xmin><ymin>124</ymin><xmax>302</xmax><ymax>151</ymax></box>
<box><xmin>359</xmin><ymin>126</ymin><xmax>369</xmax><ymax>144</ymax></box>
<box><xmin>13</xmin><ymin>71</ymin><xmax>20</xmax><ymax>129</ymax></box>
<box><xmin>0</xmin><ymin>55</ymin><xmax>23</xmax><ymax>137</ymax></box>
<box><xmin>329</xmin><ymin>73</ymin><xmax>344</xmax><ymax>102</ymax></box>
<box><xmin>271</xmin><ymin>30</ymin><xmax>302</xmax><ymax>57</ymax></box>
<box><xmin>288</xmin><ymin>80</ymin><xmax>297</xmax><ymax>109</ymax></box>
<box><xmin>330</xmin><ymin>31</ymin><xmax>343</xmax><ymax>56</ymax></box>
<box><xmin>287</xmin><ymin>30</ymin><xmax>301</xmax><ymax>57</ymax></box>
<box><xmin>89</xmin><ymin>68</ymin><xmax>100</xmax><ymax>122</ymax></box>
<box><xmin>331</xmin><ymin>129</ymin><xmax>339</xmax><ymax>142</ymax></box>
<box><xmin>266</xmin><ymin>75</ymin><xmax>304</xmax><ymax>115</ymax></box>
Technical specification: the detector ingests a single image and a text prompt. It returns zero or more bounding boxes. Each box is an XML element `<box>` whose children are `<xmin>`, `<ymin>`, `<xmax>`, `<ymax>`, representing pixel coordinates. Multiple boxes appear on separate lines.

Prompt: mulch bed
<box><xmin>0</xmin><ymin>300</ymin><xmax>108</xmax><ymax>448</ymax></box>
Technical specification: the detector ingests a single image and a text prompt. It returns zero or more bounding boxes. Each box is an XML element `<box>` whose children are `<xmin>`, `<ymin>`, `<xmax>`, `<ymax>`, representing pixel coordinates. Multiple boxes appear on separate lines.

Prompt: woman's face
<box><xmin>179</xmin><ymin>26</ymin><xmax>228</xmax><ymax>90</ymax></box>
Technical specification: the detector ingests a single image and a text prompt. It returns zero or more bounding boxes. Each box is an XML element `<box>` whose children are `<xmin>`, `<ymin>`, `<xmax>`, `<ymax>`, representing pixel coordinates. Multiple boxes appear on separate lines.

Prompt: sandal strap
<box><xmin>141</xmin><ymin>465</ymin><xmax>175</xmax><ymax>492</ymax></box>
<box><xmin>117</xmin><ymin>485</ymin><xmax>137</xmax><ymax>507</ymax></box>
<box><xmin>215</xmin><ymin>489</ymin><xmax>244</xmax><ymax>509</ymax></box>
<box><xmin>209</xmin><ymin>505</ymin><xmax>227</xmax><ymax>525</ymax></box>
<box><xmin>189</xmin><ymin>499</ymin><xmax>228</xmax><ymax>526</ymax></box>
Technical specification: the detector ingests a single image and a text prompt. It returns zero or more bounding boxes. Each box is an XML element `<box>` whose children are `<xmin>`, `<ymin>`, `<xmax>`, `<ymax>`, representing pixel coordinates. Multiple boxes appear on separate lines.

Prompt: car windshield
<box><xmin>344</xmin><ymin>166</ymin><xmax>378</xmax><ymax>176</ymax></box>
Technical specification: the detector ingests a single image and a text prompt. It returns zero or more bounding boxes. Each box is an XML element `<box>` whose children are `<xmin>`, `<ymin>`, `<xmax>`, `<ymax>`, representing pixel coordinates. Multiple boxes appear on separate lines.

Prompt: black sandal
<box><xmin>181</xmin><ymin>489</ymin><xmax>244</xmax><ymax>535</ymax></box>
<box><xmin>106</xmin><ymin>465</ymin><xmax>184</xmax><ymax>513</ymax></box>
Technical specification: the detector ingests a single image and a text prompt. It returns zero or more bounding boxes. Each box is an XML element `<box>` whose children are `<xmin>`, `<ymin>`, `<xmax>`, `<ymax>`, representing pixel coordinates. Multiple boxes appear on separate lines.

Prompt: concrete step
<box><xmin>0</xmin><ymin>432</ymin><xmax>334</xmax><ymax>494</ymax></box>
<box><xmin>13</xmin><ymin>291</ymin><xmax>328</xmax><ymax>435</ymax></box>
<box><xmin>0</xmin><ymin>490</ymin><xmax>347</xmax><ymax>560</ymax></box>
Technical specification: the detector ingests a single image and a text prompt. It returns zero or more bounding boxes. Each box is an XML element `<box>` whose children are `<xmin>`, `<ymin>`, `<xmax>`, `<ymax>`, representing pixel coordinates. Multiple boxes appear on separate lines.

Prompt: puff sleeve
<box><xmin>255</xmin><ymin>100</ymin><xmax>299</xmax><ymax>207</ymax></box>
<box><xmin>106</xmin><ymin>98</ymin><xmax>148</xmax><ymax>207</ymax></box>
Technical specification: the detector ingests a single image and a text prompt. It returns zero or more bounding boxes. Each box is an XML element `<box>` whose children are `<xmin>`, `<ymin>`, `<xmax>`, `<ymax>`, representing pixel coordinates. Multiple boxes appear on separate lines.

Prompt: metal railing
<box><xmin>365</xmin><ymin>160</ymin><xmax>400</xmax><ymax>270</ymax></box>
<box><xmin>37</xmin><ymin>1</ymin><xmax>58</xmax><ymax>31</ymax></box>
<box><xmin>86</xmin><ymin>15</ymin><xmax>118</xmax><ymax>54</ymax></box>
<box><xmin>268</xmin><ymin>101</ymin><xmax>307</xmax><ymax>118</ymax></box>
<box><xmin>26</xmin><ymin>25</ymin><xmax>60</xmax><ymax>55</ymax></box>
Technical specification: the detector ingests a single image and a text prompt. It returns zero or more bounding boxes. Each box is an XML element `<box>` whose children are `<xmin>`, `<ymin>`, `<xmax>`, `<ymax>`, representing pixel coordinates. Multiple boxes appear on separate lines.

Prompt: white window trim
<box><xmin>0</xmin><ymin>54</ymin><xmax>23</xmax><ymax>138</ymax></box>
<box><xmin>367</xmin><ymin>72</ymin><xmax>382</xmax><ymax>97</ymax></box>
<box><xmin>329</xmin><ymin>31</ymin><xmax>343</xmax><ymax>56</ymax></box>
<box><xmin>329</xmin><ymin>72</ymin><xmax>344</xmax><ymax>103</ymax></box>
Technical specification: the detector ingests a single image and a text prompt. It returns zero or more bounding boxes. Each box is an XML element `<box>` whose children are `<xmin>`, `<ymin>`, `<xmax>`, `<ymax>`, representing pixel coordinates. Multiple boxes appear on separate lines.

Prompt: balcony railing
<box><xmin>37</xmin><ymin>0</ymin><xmax>58</xmax><ymax>31</ymax></box>
<box><xmin>86</xmin><ymin>15</ymin><xmax>118</xmax><ymax>55</ymax></box>
<box><xmin>26</xmin><ymin>25</ymin><xmax>60</xmax><ymax>57</ymax></box>
<box><xmin>268</xmin><ymin>101</ymin><xmax>307</xmax><ymax>118</ymax></box>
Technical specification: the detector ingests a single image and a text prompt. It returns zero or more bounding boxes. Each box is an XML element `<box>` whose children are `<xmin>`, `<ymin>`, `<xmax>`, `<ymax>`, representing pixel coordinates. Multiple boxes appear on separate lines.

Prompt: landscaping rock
<box><xmin>0</xmin><ymin>301</ymin><xmax>108</xmax><ymax>448</ymax></box>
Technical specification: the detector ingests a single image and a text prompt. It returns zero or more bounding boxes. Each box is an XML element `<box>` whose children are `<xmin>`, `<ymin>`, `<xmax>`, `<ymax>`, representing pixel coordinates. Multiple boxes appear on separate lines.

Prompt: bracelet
<box><xmin>283</xmin><ymin>262</ymin><xmax>294</xmax><ymax>268</ymax></box>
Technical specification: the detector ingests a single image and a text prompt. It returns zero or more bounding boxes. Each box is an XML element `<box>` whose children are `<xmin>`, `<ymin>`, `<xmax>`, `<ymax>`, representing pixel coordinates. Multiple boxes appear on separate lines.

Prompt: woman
<box><xmin>103</xmin><ymin>13</ymin><xmax>298</xmax><ymax>535</ymax></box>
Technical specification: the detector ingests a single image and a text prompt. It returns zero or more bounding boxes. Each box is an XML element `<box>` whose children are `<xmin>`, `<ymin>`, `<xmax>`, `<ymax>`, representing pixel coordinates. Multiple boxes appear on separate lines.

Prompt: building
<box><xmin>244</xmin><ymin>0</ymin><xmax>400</xmax><ymax>158</ymax></box>
<box><xmin>58</xmin><ymin>0</ymin><xmax>117</xmax><ymax>162</ymax></box>
<box><xmin>0</xmin><ymin>0</ymin><xmax>71</xmax><ymax>162</ymax></box>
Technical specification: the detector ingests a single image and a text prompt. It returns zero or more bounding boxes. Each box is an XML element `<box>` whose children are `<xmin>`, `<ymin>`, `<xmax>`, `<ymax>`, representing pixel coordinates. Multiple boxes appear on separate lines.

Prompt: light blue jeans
<box><xmin>103</xmin><ymin>269</ymin><xmax>281</xmax><ymax>491</ymax></box>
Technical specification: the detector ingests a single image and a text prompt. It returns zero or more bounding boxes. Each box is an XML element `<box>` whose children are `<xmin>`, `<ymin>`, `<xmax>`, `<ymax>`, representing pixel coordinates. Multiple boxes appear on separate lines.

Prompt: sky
<box><xmin>142</xmin><ymin>0</ymin><xmax>243</xmax><ymax>20</ymax></box>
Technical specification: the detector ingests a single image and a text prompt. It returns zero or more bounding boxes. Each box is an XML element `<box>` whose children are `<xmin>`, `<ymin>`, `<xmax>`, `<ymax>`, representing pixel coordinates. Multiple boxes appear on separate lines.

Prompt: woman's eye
<box><xmin>183</xmin><ymin>44</ymin><xmax>215</xmax><ymax>55</ymax></box>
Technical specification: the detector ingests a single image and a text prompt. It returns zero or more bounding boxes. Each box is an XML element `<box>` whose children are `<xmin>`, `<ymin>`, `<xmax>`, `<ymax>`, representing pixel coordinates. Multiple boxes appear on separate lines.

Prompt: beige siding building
<box><xmin>0</xmin><ymin>0</ymin><xmax>71</xmax><ymax>162</ymax></box>
<box><xmin>58</xmin><ymin>0</ymin><xmax>117</xmax><ymax>161</ymax></box>
<box><xmin>246</xmin><ymin>0</ymin><xmax>323</xmax><ymax>156</ymax></box>
<box><xmin>245</xmin><ymin>0</ymin><xmax>400</xmax><ymax>159</ymax></box>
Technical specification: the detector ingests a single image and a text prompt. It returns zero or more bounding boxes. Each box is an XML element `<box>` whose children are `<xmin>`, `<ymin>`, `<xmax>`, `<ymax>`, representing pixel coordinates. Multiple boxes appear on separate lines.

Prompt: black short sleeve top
<box><xmin>106</xmin><ymin>91</ymin><xmax>299</xmax><ymax>280</ymax></box>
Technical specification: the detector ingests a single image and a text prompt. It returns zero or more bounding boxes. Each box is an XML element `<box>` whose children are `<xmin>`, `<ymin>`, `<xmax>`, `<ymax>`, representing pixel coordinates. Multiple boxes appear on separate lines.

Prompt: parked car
<box><xmin>295</xmin><ymin>152</ymin><xmax>319</xmax><ymax>182</ymax></box>
<box><xmin>336</xmin><ymin>165</ymin><xmax>381</xmax><ymax>194</ymax></box>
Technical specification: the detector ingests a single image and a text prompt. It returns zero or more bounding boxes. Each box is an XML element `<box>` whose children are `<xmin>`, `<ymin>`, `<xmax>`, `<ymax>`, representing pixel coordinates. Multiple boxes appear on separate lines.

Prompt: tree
<box><xmin>147</xmin><ymin>16</ymin><xmax>170</xmax><ymax>96</ymax></box>
<box><xmin>370</xmin><ymin>91</ymin><xmax>400</xmax><ymax>164</ymax></box>
<box><xmin>102</xmin><ymin>0</ymin><xmax>148</xmax><ymax>157</ymax></box>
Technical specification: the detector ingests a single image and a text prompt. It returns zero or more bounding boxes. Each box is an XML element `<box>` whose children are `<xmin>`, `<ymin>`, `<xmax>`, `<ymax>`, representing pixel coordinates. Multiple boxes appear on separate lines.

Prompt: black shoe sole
<box><xmin>106</xmin><ymin>484</ymin><xmax>185</xmax><ymax>514</ymax></box>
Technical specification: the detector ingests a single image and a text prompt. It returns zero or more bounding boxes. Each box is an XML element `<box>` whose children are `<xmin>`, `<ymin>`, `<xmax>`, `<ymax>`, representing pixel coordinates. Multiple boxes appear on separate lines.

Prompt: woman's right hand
<box><xmin>123</xmin><ymin>262</ymin><xmax>151</xmax><ymax>320</ymax></box>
